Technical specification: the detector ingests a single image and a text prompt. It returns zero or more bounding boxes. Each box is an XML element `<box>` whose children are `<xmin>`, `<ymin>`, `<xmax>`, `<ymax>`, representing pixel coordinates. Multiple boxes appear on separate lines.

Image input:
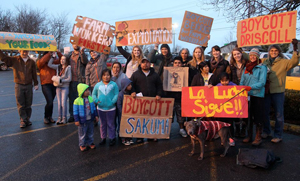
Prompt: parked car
<box><xmin>286</xmin><ymin>63</ymin><xmax>300</xmax><ymax>91</ymax></box>
<box><xmin>0</xmin><ymin>60</ymin><xmax>8</xmax><ymax>71</ymax></box>
<box><xmin>106</xmin><ymin>57</ymin><xmax>127</xmax><ymax>69</ymax></box>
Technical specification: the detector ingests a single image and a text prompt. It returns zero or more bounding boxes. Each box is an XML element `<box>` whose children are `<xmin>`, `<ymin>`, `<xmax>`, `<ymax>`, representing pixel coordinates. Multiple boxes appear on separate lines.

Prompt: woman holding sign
<box><xmin>117</xmin><ymin>46</ymin><xmax>144</xmax><ymax>78</ymax></box>
<box><xmin>207</xmin><ymin>45</ymin><xmax>230</xmax><ymax>86</ymax></box>
<box><xmin>240</xmin><ymin>48</ymin><xmax>267</xmax><ymax>146</ymax></box>
<box><xmin>261</xmin><ymin>39</ymin><xmax>299</xmax><ymax>143</ymax></box>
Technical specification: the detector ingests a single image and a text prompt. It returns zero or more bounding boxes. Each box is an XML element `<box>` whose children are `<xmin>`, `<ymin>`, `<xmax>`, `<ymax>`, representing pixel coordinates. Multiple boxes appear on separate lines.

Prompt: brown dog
<box><xmin>184</xmin><ymin>119</ymin><xmax>231</xmax><ymax>160</ymax></box>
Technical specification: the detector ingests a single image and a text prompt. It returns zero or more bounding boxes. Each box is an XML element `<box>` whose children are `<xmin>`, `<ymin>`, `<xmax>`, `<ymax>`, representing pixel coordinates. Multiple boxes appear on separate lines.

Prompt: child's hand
<box><xmin>95</xmin><ymin>117</ymin><xmax>99</xmax><ymax>123</ymax></box>
<box><xmin>207</xmin><ymin>84</ymin><xmax>213</xmax><ymax>88</ymax></box>
<box><xmin>75</xmin><ymin>122</ymin><xmax>80</xmax><ymax>126</ymax></box>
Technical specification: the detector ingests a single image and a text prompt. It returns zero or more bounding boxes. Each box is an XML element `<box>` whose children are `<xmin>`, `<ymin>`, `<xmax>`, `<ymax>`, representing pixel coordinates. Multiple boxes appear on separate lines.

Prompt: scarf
<box><xmin>245</xmin><ymin>60</ymin><xmax>260</xmax><ymax>74</ymax></box>
<box><xmin>210</xmin><ymin>56</ymin><xmax>222</xmax><ymax>73</ymax></box>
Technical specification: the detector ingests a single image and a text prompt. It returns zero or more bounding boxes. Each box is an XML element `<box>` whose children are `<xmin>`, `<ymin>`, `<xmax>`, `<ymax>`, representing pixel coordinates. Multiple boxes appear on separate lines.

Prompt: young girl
<box><xmin>92</xmin><ymin>69</ymin><xmax>119</xmax><ymax>146</ymax></box>
<box><xmin>48</xmin><ymin>55</ymin><xmax>72</xmax><ymax>124</ymax></box>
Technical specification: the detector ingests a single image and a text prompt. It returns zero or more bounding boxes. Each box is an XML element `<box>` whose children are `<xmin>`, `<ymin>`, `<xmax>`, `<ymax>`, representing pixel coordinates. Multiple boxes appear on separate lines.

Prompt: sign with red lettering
<box><xmin>237</xmin><ymin>11</ymin><xmax>297</xmax><ymax>47</ymax></box>
<box><xmin>70</xmin><ymin>16</ymin><xmax>115</xmax><ymax>54</ymax></box>
<box><xmin>119</xmin><ymin>95</ymin><xmax>174</xmax><ymax>139</ymax></box>
<box><xmin>182</xmin><ymin>86</ymin><xmax>248</xmax><ymax>118</ymax></box>
<box><xmin>115</xmin><ymin>18</ymin><xmax>172</xmax><ymax>46</ymax></box>
<box><xmin>179</xmin><ymin>11</ymin><xmax>213</xmax><ymax>46</ymax></box>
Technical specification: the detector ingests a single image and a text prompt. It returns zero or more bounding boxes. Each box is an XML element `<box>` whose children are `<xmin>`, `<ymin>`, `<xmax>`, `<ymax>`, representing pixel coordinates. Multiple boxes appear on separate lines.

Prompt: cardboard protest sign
<box><xmin>182</xmin><ymin>86</ymin><xmax>248</xmax><ymax>118</ymax></box>
<box><xmin>163</xmin><ymin>67</ymin><xmax>189</xmax><ymax>91</ymax></box>
<box><xmin>0</xmin><ymin>32</ymin><xmax>57</xmax><ymax>51</ymax></box>
<box><xmin>179</xmin><ymin>11</ymin><xmax>213</xmax><ymax>46</ymax></box>
<box><xmin>237</xmin><ymin>11</ymin><xmax>297</xmax><ymax>47</ymax></box>
<box><xmin>70</xmin><ymin>16</ymin><xmax>115</xmax><ymax>54</ymax></box>
<box><xmin>119</xmin><ymin>95</ymin><xmax>174</xmax><ymax>139</ymax></box>
<box><xmin>115</xmin><ymin>18</ymin><xmax>172</xmax><ymax>46</ymax></box>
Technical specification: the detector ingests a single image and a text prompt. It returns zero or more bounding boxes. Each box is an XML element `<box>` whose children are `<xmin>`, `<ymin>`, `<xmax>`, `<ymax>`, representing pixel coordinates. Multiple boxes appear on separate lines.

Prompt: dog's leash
<box><xmin>195</xmin><ymin>88</ymin><xmax>247</xmax><ymax>121</ymax></box>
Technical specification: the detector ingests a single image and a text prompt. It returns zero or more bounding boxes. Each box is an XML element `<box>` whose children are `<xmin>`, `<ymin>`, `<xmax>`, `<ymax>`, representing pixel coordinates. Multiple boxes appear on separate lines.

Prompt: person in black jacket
<box><xmin>179</xmin><ymin>48</ymin><xmax>192</xmax><ymax>67</ymax></box>
<box><xmin>207</xmin><ymin>45</ymin><xmax>230</xmax><ymax>86</ymax></box>
<box><xmin>191</xmin><ymin>61</ymin><xmax>213</xmax><ymax>87</ymax></box>
<box><xmin>130</xmin><ymin>58</ymin><xmax>163</xmax><ymax>142</ymax></box>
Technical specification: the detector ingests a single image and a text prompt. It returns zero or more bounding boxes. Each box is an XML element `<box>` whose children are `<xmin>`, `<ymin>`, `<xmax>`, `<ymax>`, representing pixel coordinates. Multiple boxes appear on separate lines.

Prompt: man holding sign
<box><xmin>0</xmin><ymin>50</ymin><xmax>38</xmax><ymax>128</ymax></box>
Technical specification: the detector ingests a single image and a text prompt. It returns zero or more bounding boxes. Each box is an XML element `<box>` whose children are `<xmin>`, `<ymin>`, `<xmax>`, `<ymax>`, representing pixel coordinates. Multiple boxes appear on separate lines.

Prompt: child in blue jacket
<box><xmin>74</xmin><ymin>83</ymin><xmax>98</xmax><ymax>152</ymax></box>
<box><xmin>92</xmin><ymin>69</ymin><xmax>119</xmax><ymax>146</ymax></box>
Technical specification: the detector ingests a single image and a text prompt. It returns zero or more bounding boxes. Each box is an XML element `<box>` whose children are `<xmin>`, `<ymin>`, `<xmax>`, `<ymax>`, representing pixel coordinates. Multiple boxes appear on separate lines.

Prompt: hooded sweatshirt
<box><xmin>111</xmin><ymin>70</ymin><xmax>127</xmax><ymax>91</ymax></box>
<box><xmin>117</xmin><ymin>78</ymin><xmax>132</xmax><ymax>113</ymax></box>
<box><xmin>73</xmin><ymin>83</ymin><xmax>97</xmax><ymax>124</ymax></box>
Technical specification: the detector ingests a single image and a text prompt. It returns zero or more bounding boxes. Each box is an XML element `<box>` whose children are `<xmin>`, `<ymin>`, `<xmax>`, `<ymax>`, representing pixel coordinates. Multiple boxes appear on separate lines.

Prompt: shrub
<box><xmin>284</xmin><ymin>89</ymin><xmax>300</xmax><ymax>121</ymax></box>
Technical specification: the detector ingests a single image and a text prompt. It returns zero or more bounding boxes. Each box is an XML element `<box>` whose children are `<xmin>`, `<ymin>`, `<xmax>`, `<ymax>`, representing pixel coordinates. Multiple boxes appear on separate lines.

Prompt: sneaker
<box><xmin>129</xmin><ymin>139</ymin><xmax>134</xmax><ymax>144</ymax></box>
<box><xmin>56</xmin><ymin>117</ymin><xmax>62</xmax><ymax>125</ymax></box>
<box><xmin>99</xmin><ymin>138</ymin><xmax>106</xmax><ymax>145</ymax></box>
<box><xmin>229</xmin><ymin>138</ymin><xmax>235</xmax><ymax>147</ymax></box>
<box><xmin>109</xmin><ymin>138</ymin><xmax>116</xmax><ymax>146</ymax></box>
<box><xmin>179</xmin><ymin>129</ymin><xmax>187</xmax><ymax>138</ymax></box>
<box><xmin>124</xmin><ymin>140</ymin><xmax>131</xmax><ymax>146</ymax></box>
<box><xmin>44</xmin><ymin>117</ymin><xmax>50</xmax><ymax>124</ymax></box>
<box><xmin>80</xmin><ymin>146</ymin><xmax>87</xmax><ymax>152</ymax></box>
<box><xmin>121</xmin><ymin>138</ymin><xmax>126</xmax><ymax>145</ymax></box>
<box><xmin>26</xmin><ymin>120</ymin><xmax>32</xmax><ymax>126</ymax></box>
<box><xmin>49</xmin><ymin>117</ymin><xmax>55</xmax><ymax>123</ymax></box>
<box><xmin>261</xmin><ymin>133</ymin><xmax>272</xmax><ymax>139</ymax></box>
<box><xmin>89</xmin><ymin>143</ymin><xmax>96</xmax><ymax>149</ymax></box>
<box><xmin>271</xmin><ymin>138</ymin><xmax>282</xmax><ymax>143</ymax></box>
<box><xmin>68</xmin><ymin>117</ymin><xmax>74</xmax><ymax>123</ymax></box>
<box><xmin>20</xmin><ymin>121</ymin><xmax>26</xmax><ymax>128</ymax></box>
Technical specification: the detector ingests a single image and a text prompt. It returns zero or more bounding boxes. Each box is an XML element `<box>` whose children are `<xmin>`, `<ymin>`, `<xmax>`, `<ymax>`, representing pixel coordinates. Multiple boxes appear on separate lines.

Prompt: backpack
<box><xmin>236</xmin><ymin>148</ymin><xmax>281</xmax><ymax>169</ymax></box>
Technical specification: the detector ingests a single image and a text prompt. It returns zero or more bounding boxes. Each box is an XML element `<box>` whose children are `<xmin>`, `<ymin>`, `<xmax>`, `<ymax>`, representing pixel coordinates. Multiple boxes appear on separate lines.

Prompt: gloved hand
<box><xmin>292</xmin><ymin>38</ymin><xmax>298</xmax><ymax>51</ymax></box>
<box><xmin>244</xmin><ymin>86</ymin><xmax>251</xmax><ymax>91</ymax></box>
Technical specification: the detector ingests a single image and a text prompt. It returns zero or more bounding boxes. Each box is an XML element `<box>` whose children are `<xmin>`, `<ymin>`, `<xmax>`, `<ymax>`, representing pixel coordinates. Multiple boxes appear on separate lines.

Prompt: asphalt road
<box><xmin>0</xmin><ymin>69</ymin><xmax>300</xmax><ymax>181</ymax></box>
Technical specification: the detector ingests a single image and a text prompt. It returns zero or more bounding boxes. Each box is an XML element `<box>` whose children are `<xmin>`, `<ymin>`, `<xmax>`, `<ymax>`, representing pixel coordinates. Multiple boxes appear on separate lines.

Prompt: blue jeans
<box><xmin>78</xmin><ymin>119</ymin><xmax>94</xmax><ymax>146</ymax></box>
<box><xmin>41</xmin><ymin>84</ymin><xmax>56</xmax><ymax>118</ymax></box>
<box><xmin>56</xmin><ymin>87</ymin><xmax>69</xmax><ymax>118</ymax></box>
<box><xmin>264</xmin><ymin>92</ymin><xmax>285</xmax><ymax>139</ymax></box>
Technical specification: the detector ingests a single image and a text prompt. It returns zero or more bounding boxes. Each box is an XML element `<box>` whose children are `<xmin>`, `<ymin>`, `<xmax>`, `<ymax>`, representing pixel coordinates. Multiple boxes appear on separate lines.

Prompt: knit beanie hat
<box><xmin>249</xmin><ymin>48</ymin><xmax>260</xmax><ymax>60</ymax></box>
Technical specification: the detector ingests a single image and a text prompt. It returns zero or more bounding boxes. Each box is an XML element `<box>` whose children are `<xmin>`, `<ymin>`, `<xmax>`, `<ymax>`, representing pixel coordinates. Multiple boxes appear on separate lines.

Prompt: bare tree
<box><xmin>0</xmin><ymin>8</ymin><xmax>15</xmax><ymax>32</ymax></box>
<box><xmin>14</xmin><ymin>5</ymin><xmax>48</xmax><ymax>34</ymax></box>
<box><xmin>48</xmin><ymin>12</ymin><xmax>71</xmax><ymax>50</ymax></box>
<box><xmin>204</xmin><ymin>0</ymin><xmax>300</xmax><ymax>22</ymax></box>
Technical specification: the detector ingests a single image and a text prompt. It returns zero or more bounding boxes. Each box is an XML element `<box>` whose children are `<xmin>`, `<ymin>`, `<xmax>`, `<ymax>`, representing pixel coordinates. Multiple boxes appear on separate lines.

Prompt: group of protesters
<box><xmin>0</xmin><ymin>37</ymin><xmax>299</xmax><ymax>151</ymax></box>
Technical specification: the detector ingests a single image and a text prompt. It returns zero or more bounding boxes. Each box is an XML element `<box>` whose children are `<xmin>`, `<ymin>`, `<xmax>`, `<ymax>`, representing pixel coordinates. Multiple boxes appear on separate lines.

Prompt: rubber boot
<box><xmin>252</xmin><ymin>124</ymin><xmax>262</xmax><ymax>146</ymax></box>
<box><xmin>243</xmin><ymin>121</ymin><xmax>253</xmax><ymax>143</ymax></box>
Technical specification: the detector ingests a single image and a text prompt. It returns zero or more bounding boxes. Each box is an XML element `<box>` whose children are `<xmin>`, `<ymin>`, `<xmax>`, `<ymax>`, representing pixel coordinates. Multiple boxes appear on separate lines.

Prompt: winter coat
<box><xmin>73</xmin><ymin>83</ymin><xmax>97</xmax><ymax>124</ymax></box>
<box><xmin>208</xmin><ymin>57</ymin><xmax>230</xmax><ymax>86</ymax></box>
<box><xmin>0</xmin><ymin>51</ymin><xmax>38</xmax><ymax>86</ymax></box>
<box><xmin>191</xmin><ymin>73</ymin><xmax>213</xmax><ymax>86</ymax></box>
<box><xmin>66</xmin><ymin>51</ymin><xmax>88</xmax><ymax>83</ymax></box>
<box><xmin>85</xmin><ymin>54</ymin><xmax>108</xmax><ymax>88</ymax></box>
<box><xmin>37</xmin><ymin>52</ymin><xmax>62</xmax><ymax>85</ymax></box>
<box><xmin>48</xmin><ymin>58</ymin><xmax>72</xmax><ymax>88</ymax></box>
<box><xmin>240</xmin><ymin>64</ymin><xmax>267</xmax><ymax>98</ymax></box>
<box><xmin>262</xmin><ymin>52</ymin><xmax>299</xmax><ymax>93</ymax></box>
<box><xmin>130</xmin><ymin>66</ymin><xmax>163</xmax><ymax>97</ymax></box>
<box><xmin>117</xmin><ymin>78</ymin><xmax>132</xmax><ymax>114</ymax></box>
<box><xmin>92</xmin><ymin>81</ymin><xmax>119</xmax><ymax>110</ymax></box>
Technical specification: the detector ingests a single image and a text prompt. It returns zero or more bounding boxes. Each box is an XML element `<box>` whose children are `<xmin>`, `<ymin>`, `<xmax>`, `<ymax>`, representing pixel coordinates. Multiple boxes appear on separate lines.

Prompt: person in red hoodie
<box><xmin>37</xmin><ymin>51</ymin><xmax>62</xmax><ymax>124</ymax></box>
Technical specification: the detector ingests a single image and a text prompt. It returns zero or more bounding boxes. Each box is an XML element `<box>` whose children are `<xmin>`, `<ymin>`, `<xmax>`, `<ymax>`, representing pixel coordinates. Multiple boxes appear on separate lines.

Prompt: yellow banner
<box><xmin>0</xmin><ymin>32</ymin><xmax>57</xmax><ymax>51</ymax></box>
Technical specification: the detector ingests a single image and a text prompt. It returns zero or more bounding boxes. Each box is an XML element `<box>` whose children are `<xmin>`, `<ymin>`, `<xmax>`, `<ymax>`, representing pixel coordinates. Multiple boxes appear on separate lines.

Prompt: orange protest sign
<box><xmin>70</xmin><ymin>16</ymin><xmax>115</xmax><ymax>54</ymax></box>
<box><xmin>237</xmin><ymin>11</ymin><xmax>297</xmax><ymax>47</ymax></box>
<box><xmin>119</xmin><ymin>95</ymin><xmax>174</xmax><ymax>139</ymax></box>
<box><xmin>181</xmin><ymin>86</ymin><xmax>248</xmax><ymax>118</ymax></box>
<box><xmin>0</xmin><ymin>32</ymin><xmax>57</xmax><ymax>51</ymax></box>
<box><xmin>115</xmin><ymin>18</ymin><xmax>172</xmax><ymax>46</ymax></box>
<box><xmin>178</xmin><ymin>11</ymin><xmax>213</xmax><ymax>46</ymax></box>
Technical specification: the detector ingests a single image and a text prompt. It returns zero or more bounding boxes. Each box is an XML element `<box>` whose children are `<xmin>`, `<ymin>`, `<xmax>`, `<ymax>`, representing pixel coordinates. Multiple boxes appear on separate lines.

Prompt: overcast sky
<box><xmin>2</xmin><ymin>0</ymin><xmax>299</xmax><ymax>54</ymax></box>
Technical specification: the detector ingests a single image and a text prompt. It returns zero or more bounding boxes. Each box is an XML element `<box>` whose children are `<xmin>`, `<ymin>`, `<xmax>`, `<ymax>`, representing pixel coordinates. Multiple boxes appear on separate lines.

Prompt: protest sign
<box><xmin>179</xmin><ymin>11</ymin><xmax>213</xmax><ymax>46</ymax></box>
<box><xmin>163</xmin><ymin>67</ymin><xmax>189</xmax><ymax>91</ymax></box>
<box><xmin>0</xmin><ymin>32</ymin><xmax>57</xmax><ymax>51</ymax></box>
<box><xmin>115</xmin><ymin>18</ymin><xmax>172</xmax><ymax>46</ymax></box>
<box><xmin>70</xmin><ymin>16</ymin><xmax>115</xmax><ymax>54</ymax></box>
<box><xmin>237</xmin><ymin>11</ymin><xmax>297</xmax><ymax>47</ymax></box>
<box><xmin>119</xmin><ymin>95</ymin><xmax>174</xmax><ymax>139</ymax></box>
<box><xmin>182</xmin><ymin>86</ymin><xmax>248</xmax><ymax>118</ymax></box>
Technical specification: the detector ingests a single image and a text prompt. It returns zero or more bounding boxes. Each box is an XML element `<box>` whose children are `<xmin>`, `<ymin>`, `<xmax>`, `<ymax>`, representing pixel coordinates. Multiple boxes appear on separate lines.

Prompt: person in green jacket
<box><xmin>262</xmin><ymin>39</ymin><xmax>299</xmax><ymax>143</ymax></box>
